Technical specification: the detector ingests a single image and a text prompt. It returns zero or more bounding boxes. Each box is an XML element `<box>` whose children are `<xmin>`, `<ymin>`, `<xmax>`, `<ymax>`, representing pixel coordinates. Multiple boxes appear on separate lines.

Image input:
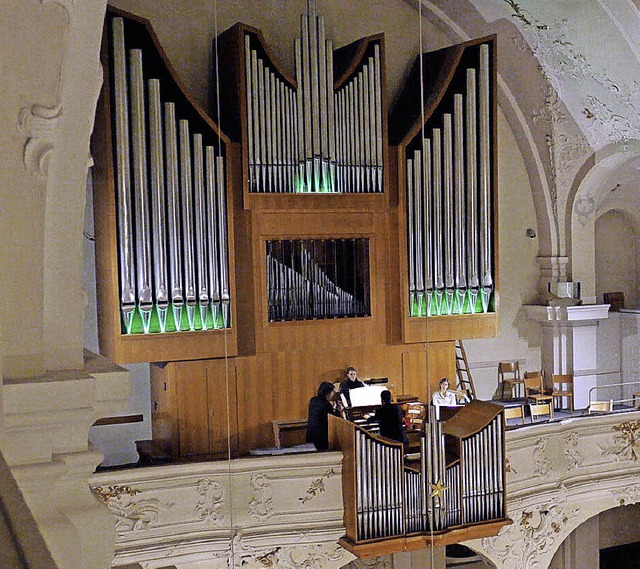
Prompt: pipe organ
<box><xmin>110</xmin><ymin>15</ymin><xmax>231</xmax><ymax>334</ymax></box>
<box><xmin>92</xmin><ymin>9</ymin><xmax>236</xmax><ymax>363</ymax></box>
<box><xmin>391</xmin><ymin>38</ymin><xmax>496</xmax><ymax>320</ymax></box>
<box><xmin>266</xmin><ymin>238</ymin><xmax>370</xmax><ymax>321</ymax></box>
<box><xmin>331</xmin><ymin>401</ymin><xmax>508</xmax><ymax>552</ymax></box>
<box><xmin>92</xmin><ymin>4</ymin><xmax>506</xmax><ymax>552</ymax></box>
<box><xmin>217</xmin><ymin>0</ymin><xmax>385</xmax><ymax>196</ymax></box>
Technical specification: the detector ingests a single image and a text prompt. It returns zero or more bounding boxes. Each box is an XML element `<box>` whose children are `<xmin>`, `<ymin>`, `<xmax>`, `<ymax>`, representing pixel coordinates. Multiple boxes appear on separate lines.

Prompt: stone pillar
<box><xmin>524</xmin><ymin>304</ymin><xmax>610</xmax><ymax>409</ymax></box>
<box><xmin>536</xmin><ymin>256</ymin><xmax>569</xmax><ymax>299</ymax></box>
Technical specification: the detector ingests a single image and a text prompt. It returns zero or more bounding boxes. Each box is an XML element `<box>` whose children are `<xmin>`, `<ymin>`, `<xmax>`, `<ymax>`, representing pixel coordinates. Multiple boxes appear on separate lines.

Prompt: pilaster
<box><xmin>523</xmin><ymin>304</ymin><xmax>609</xmax><ymax>408</ymax></box>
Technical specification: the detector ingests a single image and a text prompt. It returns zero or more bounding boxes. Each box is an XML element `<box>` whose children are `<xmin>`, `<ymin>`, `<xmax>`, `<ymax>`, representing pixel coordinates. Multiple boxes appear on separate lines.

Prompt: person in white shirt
<box><xmin>432</xmin><ymin>377</ymin><xmax>469</xmax><ymax>406</ymax></box>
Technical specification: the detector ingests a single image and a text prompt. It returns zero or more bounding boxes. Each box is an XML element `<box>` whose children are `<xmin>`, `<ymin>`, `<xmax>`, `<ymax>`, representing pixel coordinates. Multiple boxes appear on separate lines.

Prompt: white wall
<box><xmin>595</xmin><ymin>210</ymin><xmax>638</xmax><ymax>307</ymax></box>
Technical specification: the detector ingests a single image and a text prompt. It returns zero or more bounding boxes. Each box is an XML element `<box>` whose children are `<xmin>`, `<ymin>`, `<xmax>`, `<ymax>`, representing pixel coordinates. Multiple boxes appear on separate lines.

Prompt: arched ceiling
<box><xmin>411</xmin><ymin>0</ymin><xmax>640</xmax><ymax>251</ymax></box>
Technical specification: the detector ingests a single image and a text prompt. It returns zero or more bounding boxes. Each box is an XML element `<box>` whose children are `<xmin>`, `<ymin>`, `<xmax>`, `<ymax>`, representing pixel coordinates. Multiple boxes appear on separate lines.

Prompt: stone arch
<box><xmin>568</xmin><ymin>140</ymin><xmax>640</xmax><ymax>303</ymax></box>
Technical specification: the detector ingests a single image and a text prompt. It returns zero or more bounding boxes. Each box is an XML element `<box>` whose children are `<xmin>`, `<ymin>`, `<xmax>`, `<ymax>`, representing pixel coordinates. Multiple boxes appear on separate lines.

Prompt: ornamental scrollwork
<box><xmin>248</xmin><ymin>473</ymin><xmax>274</xmax><ymax>521</ymax></box>
<box><xmin>533</xmin><ymin>438</ymin><xmax>552</xmax><ymax>477</ymax></box>
<box><xmin>481</xmin><ymin>494</ymin><xmax>578</xmax><ymax>568</ymax></box>
<box><xmin>195</xmin><ymin>478</ymin><xmax>225</xmax><ymax>524</ymax></box>
<box><xmin>17</xmin><ymin>104</ymin><xmax>62</xmax><ymax>178</ymax></box>
<box><xmin>612</xmin><ymin>485</ymin><xmax>640</xmax><ymax>507</ymax></box>
<box><xmin>99</xmin><ymin>491</ymin><xmax>175</xmax><ymax>532</ymax></box>
<box><xmin>564</xmin><ymin>431</ymin><xmax>583</xmax><ymax>470</ymax></box>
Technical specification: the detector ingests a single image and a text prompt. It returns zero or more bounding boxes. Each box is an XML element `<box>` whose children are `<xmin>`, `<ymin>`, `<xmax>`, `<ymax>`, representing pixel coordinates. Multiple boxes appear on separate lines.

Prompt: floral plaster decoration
<box><xmin>505</xmin><ymin>1</ymin><xmax>640</xmax><ymax>149</ymax></box>
<box><xmin>533</xmin><ymin>438</ymin><xmax>552</xmax><ymax>478</ymax></box>
<box><xmin>299</xmin><ymin>468</ymin><xmax>336</xmax><ymax>503</ymax></box>
<box><xmin>248</xmin><ymin>473</ymin><xmax>274</xmax><ymax>521</ymax></box>
<box><xmin>481</xmin><ymin>491</ymin><xmax>578</xmax><ymax>569</ymax></box>
<box><xmin>612</xmin><ymin>485</ymin><xmax>640</xmax><ymax>506</ymax></box>
<box><xmin>195</xmin><ymin>478</ymin><xmax>225</xmax><ymax>523</ymax></box>
<box><xmin>600</xmin><ymin>420</ymin><xmax>640</xmax><ymax>462</ymax></box>
<box><xmin>564</xmin><ymin>431</ymin><xmax>583</xmax><ymax>470</ymax></box>
<box><xmin>505</xmin><ymin>456</ymin><xmax>517</xmax><ymax>475</ymax></box>
<box><xmin>100</xmin><ymin>492</ymin><xmax>175</xmax><ymax>533</ymax></box>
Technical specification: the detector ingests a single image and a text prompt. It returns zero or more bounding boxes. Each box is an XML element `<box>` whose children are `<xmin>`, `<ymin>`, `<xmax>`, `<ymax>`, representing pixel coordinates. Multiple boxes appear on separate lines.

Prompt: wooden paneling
<box><xmin>177</xmin><ymin>361</ymin><xmax>210</xmax><ymax>456</ymax></box>
<box><xmin>401</xmin><ymin>342</ymin><xmax>455</xmax><ymax>398</ymax></box>
<box><xmin>150</xmin><ymin>362</ymin><xmax>178</xmax><ymax>455</ymax></box>
<box><xmin>207</xmin><ymin>359</ymin><xmax>239</xmax><ymax>452</ymax></box>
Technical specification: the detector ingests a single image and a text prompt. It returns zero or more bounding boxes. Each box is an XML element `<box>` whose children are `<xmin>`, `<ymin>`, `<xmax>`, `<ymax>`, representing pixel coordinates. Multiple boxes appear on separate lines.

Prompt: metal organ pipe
<box><xmin>404</xmin><ymin>43</ymin><xmax>494</xmax><ymax>317</ymax></box>
<box><xmin>242</xmin><ymin>3</ymin><xmax>383</xmax><ymax>193</ymax></box>
<box><xmin>108</xmin><ymin>16</ymin><xmax>230</xmax><ymax>335</ymax></box>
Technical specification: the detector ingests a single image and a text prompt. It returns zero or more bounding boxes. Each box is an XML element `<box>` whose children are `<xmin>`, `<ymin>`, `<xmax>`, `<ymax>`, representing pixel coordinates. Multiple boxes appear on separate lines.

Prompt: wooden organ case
<box><xmin>91</xmin><ymin>3</ymin><xmax>499</xmax><ymax>459</ymax></box>
<box><xmin>330</xmin><ymin>401</ymin><xmax>510</xmax><ymax>556</ymax></box>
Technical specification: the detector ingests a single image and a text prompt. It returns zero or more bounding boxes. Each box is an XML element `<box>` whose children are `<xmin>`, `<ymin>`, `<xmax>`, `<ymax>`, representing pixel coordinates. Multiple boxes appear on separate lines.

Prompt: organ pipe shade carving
<box><xmin>235</xmin><ymin>0</ymin><xmax>384</xmax><ymax>193</ymax></box>
<box><xmin>108</xmin><ymin>15</ymin><xmax>231</xmax><ymax>335</ymax></box>
<box><xmin>266</xmin><ymin>239</ymin><xmax>370</xmax><ymax>321</ymax></box>
<box><xmin>393</xmin><ymin>39</ymin><xmax>496</xmax><ymax>318</ymax></box>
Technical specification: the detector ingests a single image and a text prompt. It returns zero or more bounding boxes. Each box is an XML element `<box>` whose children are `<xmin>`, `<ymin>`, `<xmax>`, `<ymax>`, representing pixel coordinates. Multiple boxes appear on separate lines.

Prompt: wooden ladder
<box><xmin>455</xmin><ymin>340</ymin><xmax>476</xmax><ymax>400</ymax></box>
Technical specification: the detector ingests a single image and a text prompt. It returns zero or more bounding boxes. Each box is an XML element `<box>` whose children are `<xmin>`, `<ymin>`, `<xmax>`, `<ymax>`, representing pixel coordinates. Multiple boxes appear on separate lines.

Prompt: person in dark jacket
<box><xmin>338</xmin><ymin>366</ymin><xmax>365</xmax><ymax>406</ymax></box>
<box><xmin>374</xmin><ymin>389</ymin><xmax>407</xmax><ymax>446</ymax></box>
<box><xmin>306</xmin><ymin>382</ymin><xmax>340</xmax><ymax>451</ymax></box>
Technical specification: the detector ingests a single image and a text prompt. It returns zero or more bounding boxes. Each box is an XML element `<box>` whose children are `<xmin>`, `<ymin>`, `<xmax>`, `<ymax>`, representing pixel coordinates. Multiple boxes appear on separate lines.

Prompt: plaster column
<box><xmin>536</xmin><ymin>256</ymin><xmax>569</xmax><ymax>299</ymax></box>
<box><xmin>523</xmin><ymin>304</ymin><xmax>610</xmax><ymax>409</ymax></box>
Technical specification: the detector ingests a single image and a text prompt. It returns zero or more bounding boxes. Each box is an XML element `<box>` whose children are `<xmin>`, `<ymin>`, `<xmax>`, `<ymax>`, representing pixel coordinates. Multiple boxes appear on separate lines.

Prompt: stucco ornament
<box><xmin>599</xmin><ymin>420</ymin><xmax>640</xmax><ymax>462</ymax></box>
<box><xmin>17</xmin><ymin>104</ymin><xmax>62</xmax><ymax>178</ymax></box>
<box><xmin>611</xmin><ymin>484</ymin><xmax>640</xmax><ymax>506</ymax></box>
<box><xmin>194</xmin><ymin>478</ymin><xmax>225</xmax><ymax>523</ymax></box>
<box><xmin>533</xmin><ymin>437</ymin><xmax>551</xmax><ymax>477</ymax></box>
<box><xmin>248</xmin><ymin>473</ymin><xmax>274</xmax><ymax>521</ymax></box>
<box><xmin>299</xmin><ymin>467</ymin><xmax>336</xmax><ymax>503</ymax></box>
<box><xmin>102</xmin><ymin>493</ymin><xmax>176</xmax><ymax>533</ymax></box>
<box><xmin>481</xmin><ymin>491</ymin><xmax>579</xmax><ymax>569</ymax></box>
<box><xmin>564</xmin><ymin>431</ymin><xmax>583</xmax><ymax>470</ymax></box>
<box><xmin>504</xmin><ymin>1</ymin><xmax>640</xmax><ymax>150</ymax></box>
<box><xmin>235</xmin><ymin>541</ymin><xmax>349</xmax><ymax>569</ymax></box>
<box><xmin>573</xmin><ymin>194</ymin><xmax>597</xmax><ymax>226</ymax></box>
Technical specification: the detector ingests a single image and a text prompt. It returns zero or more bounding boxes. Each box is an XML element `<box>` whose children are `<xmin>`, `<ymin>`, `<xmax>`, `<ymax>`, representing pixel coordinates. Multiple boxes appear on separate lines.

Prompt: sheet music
<box><xmin>349</xmin><ymin>385</ymin><xmax>387</xmax><ymax>407</ymax></box>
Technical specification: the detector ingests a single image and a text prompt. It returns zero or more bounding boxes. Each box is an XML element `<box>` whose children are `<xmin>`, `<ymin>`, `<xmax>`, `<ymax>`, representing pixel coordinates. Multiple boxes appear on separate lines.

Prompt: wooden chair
<box><xmin>588</xmin><ymin>400</ymin><xmax>613</xmax><ymax>413</ymax></box>
<box><xmin>633</xmin><ymin>392</ymin><xmax>640</xmax><ymax>408</ymax></box>
<box><xmin>551</xmin><ymin>374</ymin><xmax>574</xmax><ymax>412</ymax></box>
<box><xmin>503</xmin><ymin>405</ymin><xmax>525</xmax><ymax>426</ymax></box>
<box><xmin>529</xmin><ymin>402</ymin><xmax>554</xmax><ymax>422</ymax></box>
<box><xmin>523</xmin><ymin>372</ymin><xmax>553</xmax><ymax>405</ymax></box>
<box><xmin>499</xmin><ymin>361</ymin><xmax>524</xmax><ymax>400</ymax></box>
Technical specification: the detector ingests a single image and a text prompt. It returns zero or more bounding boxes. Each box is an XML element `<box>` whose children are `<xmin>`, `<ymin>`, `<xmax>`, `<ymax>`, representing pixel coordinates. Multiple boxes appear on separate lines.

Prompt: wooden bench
<box><xmin>272</xmin><ymin>419</ymin><xmax>307</xmax><ymax>449</ymax></box>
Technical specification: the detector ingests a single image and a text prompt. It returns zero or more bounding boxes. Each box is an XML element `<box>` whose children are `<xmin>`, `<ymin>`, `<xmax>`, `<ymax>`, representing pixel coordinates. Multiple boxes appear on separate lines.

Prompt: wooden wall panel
<box><xmin>150</xmin><ymin>362</ymin><xmax>178</xmax><ymax>455</ymax></box>
<box><xmin>206</xmin><ymin>359</ymin><xmax>239</xmax><ymax>453</ymax></box>
<box><xmin>176</xmin><ymin>361</ymin><xmax>210</xmax><ymax>456</ymax></box>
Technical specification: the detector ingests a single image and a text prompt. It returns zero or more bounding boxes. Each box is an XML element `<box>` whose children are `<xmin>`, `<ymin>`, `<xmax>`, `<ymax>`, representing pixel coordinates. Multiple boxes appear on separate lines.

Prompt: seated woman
<box><xmin>306</xmin><ymin>382</ymin><xmax>340</xmax><ymax>451</ymax></box>
<box><xmin>432</xmin><ymin>377</ymin><xmax>470</xmax><ymax>406</ymax></box>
